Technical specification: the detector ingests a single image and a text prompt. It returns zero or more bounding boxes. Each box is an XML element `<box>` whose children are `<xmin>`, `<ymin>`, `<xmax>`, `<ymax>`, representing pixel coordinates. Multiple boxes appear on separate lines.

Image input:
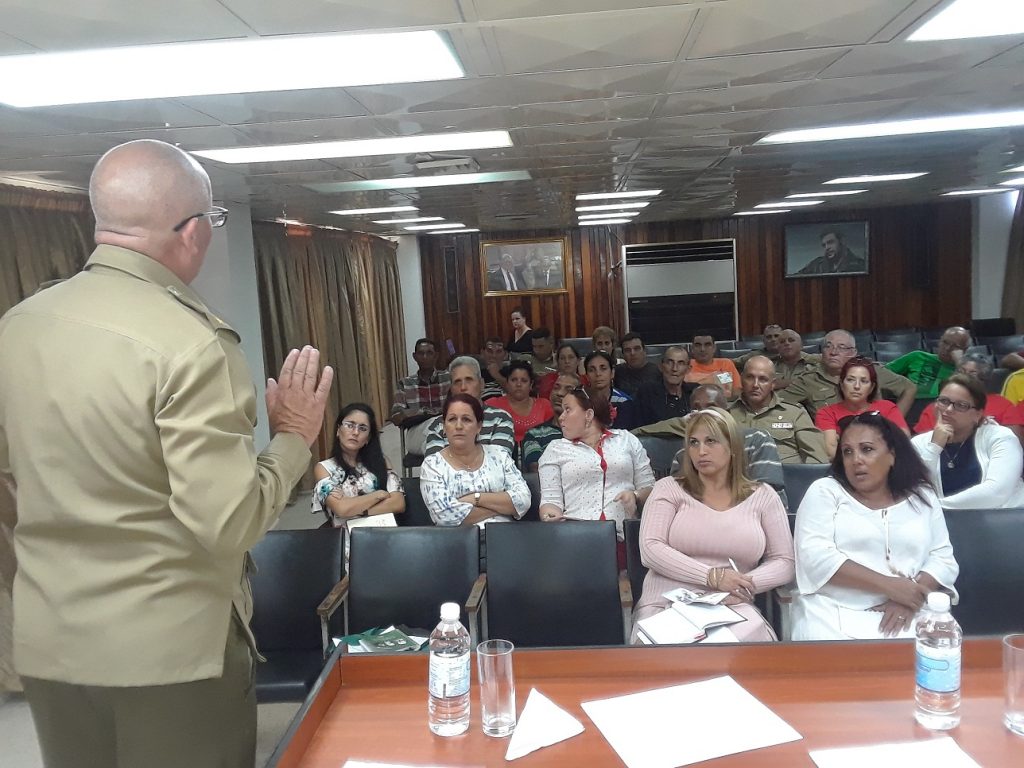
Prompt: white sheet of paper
<box><xmin>662</xmin><ymin>587</ymin><xmax>729</xmax><ymax>605</ymax></box>
<box><xmin>671</xmin><ymin>601</ymin><xmax>743</xmax><ymax>629</ymax></box>
<box><xmin>505</xmin><ymin>688</ymin><xmax>584</xmax><ymax>761</ymax></box>
<box><xmin>701</xmin><ymin>625</ymin><xmax>739</xmax><ymax>644</ymax></box>
<box><xmin>809</xmin><ymin>737</ymin><xmax>981</xmax><ymax>767</ymax></box>
<box><xmin>636</xmin><ymin>608</ymin><xmax>703</xmax><ymax>644</ymax></box>
<box><xmin>582</xmin><ymin>676</ymin><xmax>802</xmax><ymax>768</ymax></box>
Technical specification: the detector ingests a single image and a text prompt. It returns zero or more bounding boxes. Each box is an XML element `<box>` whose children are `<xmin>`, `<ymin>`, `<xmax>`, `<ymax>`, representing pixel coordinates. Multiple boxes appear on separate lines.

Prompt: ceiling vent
<box><xmin>413</xmin><ymin>155</ymin><xmax>481</xmax><ymax>174</ymax></box>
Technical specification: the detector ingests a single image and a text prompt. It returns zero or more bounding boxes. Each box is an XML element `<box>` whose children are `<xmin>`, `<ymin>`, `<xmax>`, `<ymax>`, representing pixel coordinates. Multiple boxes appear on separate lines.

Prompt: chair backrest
<box><xmin>250</xmin><ymin>528</ymin><xmax>345</xmax><ymax>652</ymax></box>
<box><xmin>987</xmin><ymin>367</ymin><xmax>1012</xmax><ymax>395</ymax></box>
<box><xmin>943</xmin><ymin>507</ymin><xmax>1024</xmax><ymax>635</ymax></box>
<box><xmin>522</xmin><ymin>471</ymin><xmax>542</xmax><ymax>522</ymax></box>
<box><xmin>623</xmin><ymin>518</ymin><xmax>646</xmax><ymax>608</ymax></box>
<box><xmin>396</xmin><ymin>477</ymin><xmax>435</xmax><ymax>526</ymax></box>
<box><xmin>719</xmin><ymin>348</ymin><xmax>749</xmax><ymax>360</ymax></box>
<box><xmin>782</xmin><ymin>463</ymin><xmax>831</xmax><ymax>513</ymax></box>
<box><xmin>347</xmin><ymin>527</ymin><xmax>480</xmax><ymax>634</ymax></box>
<box><xmin>485</xmin><ymin>521</ymin><xmax>623</xmax><ymax>647</ymax></box>
<box><xmin>637</xmin><ymin>435</ymin><xmax>684</xmax><ymax>479</ymax></box>
<box><xmin>871</xmin><ymin>339</ymin><xmax>919</xmax><ymax>353</ymax></box>
<box><xmin>978</xmin><ymin>335</ymin><xmax>1024</xmax><ymax>355</ymax></box>
<box><xmin>872</xmin><ymin>348</ymin><xmax>905</xmax><ymax>364</ymax></box>
<box><xmin>561</xmin><ymin>337</ymin><xmax>594</xmax><ymax>356</ymax></box>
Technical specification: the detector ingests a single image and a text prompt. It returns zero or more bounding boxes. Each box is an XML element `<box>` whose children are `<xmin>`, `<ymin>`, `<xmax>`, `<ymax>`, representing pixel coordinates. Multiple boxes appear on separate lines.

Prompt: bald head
<box><xmin>741</xmin><ymin>355</ymin><xmax>775</xmax><ymax>410</ymax></box>
<box><xmin>691</xmin><ymin>384</ymin><xmax>728</xmax><ymax>410</ymax></box>
<box><xmin>90</xmin><ymin>140</ymin><xmax>213</xmax><ymax>281</ymax></box>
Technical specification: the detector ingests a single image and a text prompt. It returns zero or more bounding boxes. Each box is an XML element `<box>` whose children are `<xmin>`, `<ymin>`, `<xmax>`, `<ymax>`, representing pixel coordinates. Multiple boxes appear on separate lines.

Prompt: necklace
<box><xmin>942</xmin><ymin>439</ymin><xmax>968</xmax><ymax>469</ymax></box>
<box><xmin>444</xmin><ymin>447</ymin><xmax>482</xmax><ymax>471</ymax></box>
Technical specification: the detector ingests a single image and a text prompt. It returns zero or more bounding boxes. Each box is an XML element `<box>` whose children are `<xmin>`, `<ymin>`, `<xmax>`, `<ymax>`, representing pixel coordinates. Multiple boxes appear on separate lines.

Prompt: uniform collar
<box><xmin>740</xmin><ymin>392</ymin><xmax>781</xmax><ymax>417</ymax></box>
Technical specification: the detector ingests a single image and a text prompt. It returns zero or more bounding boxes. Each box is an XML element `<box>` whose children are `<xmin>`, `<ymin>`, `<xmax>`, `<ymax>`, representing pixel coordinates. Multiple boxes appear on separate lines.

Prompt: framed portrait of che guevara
<box><xmin>481</xmin><ymin>237</ymin><xmax>568</xmax><ymax>297</ymax></box>
<box><xmin>784</xmin><ymin>221</ymin><xmax>870</xmax><ymax>279</ymax></box>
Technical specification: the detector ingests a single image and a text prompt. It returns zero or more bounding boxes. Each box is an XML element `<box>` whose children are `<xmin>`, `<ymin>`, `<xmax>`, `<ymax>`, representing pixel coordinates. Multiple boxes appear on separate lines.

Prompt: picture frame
<box><xmin>481</xmin><ymin>237</ymin><xmax>568</xmax><ymax>296</ymax></box>
<box><xmin>784</xmin><ymin>221</ymin><xmax>869</xmax><ymax>278</ymax></box>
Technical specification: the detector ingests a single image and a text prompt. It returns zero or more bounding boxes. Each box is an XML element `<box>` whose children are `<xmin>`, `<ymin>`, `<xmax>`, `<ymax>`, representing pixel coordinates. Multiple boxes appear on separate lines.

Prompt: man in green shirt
<box><xmin>886</xmin><ymin>326</ymin><xmax>969</xmax><ymax>399</ymax></box>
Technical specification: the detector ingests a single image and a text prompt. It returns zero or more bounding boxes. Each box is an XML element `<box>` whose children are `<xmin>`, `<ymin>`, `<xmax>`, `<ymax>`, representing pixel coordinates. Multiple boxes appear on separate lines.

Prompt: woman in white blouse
<box><xmin>420</xmin><ymin>393</ymin><xmax>530</xmax><ymax>527</ymax></box>
<box><xmin>911</xmin><ymin>373</ymin><xmax>1024</xmax><ymax>509</ymax></box>
<box><xmin>793</xmin><ymin>412</ymin><xmax>958</xmax><ymax>641</ymax></box>
<box><xmin>538</xmin><ymin>387</ymin><xmax>655</xmax><ymax>568</ymax></box>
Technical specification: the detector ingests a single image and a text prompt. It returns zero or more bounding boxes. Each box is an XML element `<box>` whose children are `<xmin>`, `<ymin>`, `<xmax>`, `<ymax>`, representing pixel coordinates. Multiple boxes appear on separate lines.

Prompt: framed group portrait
<box><xmin>481</xmin><ymin>237</ymin><xmax>568</xmax><ymax>296</ymax></box>
<box><xmin>784</xmin><ymin>221</ymin><xmax>870</xmax><ymax>278</ymax></box>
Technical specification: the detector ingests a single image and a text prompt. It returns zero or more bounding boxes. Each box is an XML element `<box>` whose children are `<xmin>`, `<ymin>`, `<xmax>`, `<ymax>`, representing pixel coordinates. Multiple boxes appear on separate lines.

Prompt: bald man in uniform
<box><xmin>0</xmin><ymin>140</ymin><xmax>334</xmax><ymax>768</ymax></box>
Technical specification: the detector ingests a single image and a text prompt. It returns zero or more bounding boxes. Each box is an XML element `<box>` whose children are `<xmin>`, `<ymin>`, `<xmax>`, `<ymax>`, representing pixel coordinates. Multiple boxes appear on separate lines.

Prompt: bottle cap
<box><xmin>927</xmin><ymin>592</ymin><xmax>951</xmax><ymax>612</ymax></box>
<box><xmin>440</xmin><ymin>602</ymin><xmax>460</xmax><ymax>621</ymax></box>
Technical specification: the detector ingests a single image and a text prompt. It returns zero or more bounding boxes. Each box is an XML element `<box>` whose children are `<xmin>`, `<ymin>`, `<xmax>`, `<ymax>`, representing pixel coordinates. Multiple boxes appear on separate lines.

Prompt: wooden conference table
<box><xmin>268</xmin><ymin>638</ymin><xmax>1022</xmax><ymax>767</ymax></box>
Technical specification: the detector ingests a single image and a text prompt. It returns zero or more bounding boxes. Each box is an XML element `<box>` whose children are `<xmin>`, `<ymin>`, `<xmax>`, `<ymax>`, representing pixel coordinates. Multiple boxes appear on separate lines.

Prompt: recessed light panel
<box><xmin>329</xmin><ymin>205</ymin><xmax>417</xmax><ymax>216</ymax></box>
<box><xmin>758</xmin><ymin>111</ymin><xmax>1024</xmax><ymax>145</ymax></box>
<box><xmin>908</xmin><ymin>0</ymin><xmax>1024</xmax><ymax>41</ymax></box>
<box><xmin>575</xmin><ymin>202</ymin><xmax>650</xmax><ymax>212</ymax></box>
<box><xmin>577</xmin><ymin>212</ymin><xmax>640</xmax><ymax>220</ymax></box>
<box><xmin>825</xmin><ymin>173</ymin><xmax>928</xmax><ymax>184</ymax></box>
<box><xmin>308</xmin><ymin>171</ymin><xmax>530</xmax><ymax>193</ymax></box>
<box><xmin>578</xmin><ymin>219</ymin><xmax>631</xmax><ymax>226</ymax></box>
<box><xmin>942</xmin><ymin>189</ymin><xmax>1007</xmax><ymax>196</ymax></box>
<box><xmin>575</xmin><ymin>190</ymin><xmax>661</xmax><ymax>200</ymax></box>
<box><xmin>404</xmin><ymin>223</ymin><xmax>466</xmax><ymax>231</ymax></box>
<box><xmin>755</xmin><ymin>201</ymin><xmax>823</xmax><ymax>209</ymax></box>
<box><xmin>734</xmin><ymin>210</ymin><xmax>790</xmax><ymax>216</ymax></box>
<box><xmin>430</xmin><ymin>228</ymin><xmax>480</xmax><ymax>234</ymax></box>
<box><xmin>372</xmin><ymin>216</ymin><xmax>444</xmax><ymax>224</ymax></box>
<box><xmin>0</xmin><ymin>31</ymin><xmax>464</xmax><ymax>107</ymax></box>
<box><xmin>999</xmin><ymin>178</ymin><xmax>1024</xmax><ymax>187</ymax></box>
<box><xmin>786</xmin><ymin>190</ymin><xmax>867</xmax><ymax>199</ymax></box>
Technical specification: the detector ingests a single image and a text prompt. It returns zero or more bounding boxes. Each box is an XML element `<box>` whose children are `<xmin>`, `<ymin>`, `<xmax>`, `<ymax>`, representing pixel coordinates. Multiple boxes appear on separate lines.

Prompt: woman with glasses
<box><xmin>312</xmin><ymin>403</ymin><xmax>405</xmax><ymax>531</ymax></box>
<box><xmin>538</xmin><ymin>387</ymin><xmax>655</xmax><ymax>567</ymax></box>
<box><xmin>815</xmin><ymin>356</ymin><xmax>909</xmax><ymax>460</ymax></box>
<box><xmin>792</xmin><ymin>412</ymin><xmax>958</xmax><ymax>641</ymax></box>
<box><xmin>633</xmin><ymin>408</ymin><xmax>793</xmax><ymax>642</ymax></box>
<box><xmin>910</xmin><ymin>373</ymin><xmax>1024</xmax><ymax>508</ymax></box>
<box><xmin>488</xmin><ymin>361</ymin><xmax>554</xmax><ymax>446</ymax></box>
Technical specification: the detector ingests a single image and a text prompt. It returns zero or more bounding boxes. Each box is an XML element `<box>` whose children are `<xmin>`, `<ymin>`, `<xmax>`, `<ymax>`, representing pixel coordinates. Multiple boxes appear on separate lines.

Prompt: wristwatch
<box><xmin>473</xmin><ymin>492</ymin><xmax>481</xmax><ymax>507</ymax></box>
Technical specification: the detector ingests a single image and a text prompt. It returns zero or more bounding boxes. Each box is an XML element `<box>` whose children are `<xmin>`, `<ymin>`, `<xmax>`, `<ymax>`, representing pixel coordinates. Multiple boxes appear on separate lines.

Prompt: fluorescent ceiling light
<box><xmin>579</xmin><ymin>219</ymin><xmax>631</xmax><ymax>226</ymax></box>
<box><xmin>825</xmin><ymin>173</ymin><xmax>928</xmax><ymax>184</ymax></box>
<box><xmin>786</xmin><ymin>190</ymin><xmax>867</xmax><ymax>199</ymax></box>
<box><xmin>575</xmin><ymin>202</ymin><xmax>650</xmax><ymax>212</ymax></box>
<box><xmin>329</xmin><ymin>205</ymin><xmax>417</xmax><ymax>216</ymax></box>
<box><xmin>0</xmin><ymin>31</ymin><xmax>463</xmax><ymax>107</ymax></box>
<box><xmin>193</xmin><ymin>130</ymin><xmax>512</xmax><ymax>164</ymax></box>
<box><xmin>308</xmin><ymin>171</ymin><xmax>530</xmax><ymax>193</ymax></box>
<box><xmin>999</xmin><ymin>178</ymin><xmax>1024</xmax><ymax>187</ymax></box>
<box><xmin>274</xmin><ymin>218</ymin><xmax>306</xmax><ymax>225</ymax></box>
<box><xmin>1005</xmin><ymin>164</ymin><xmax>1024</xmax><ymax>173</ymax></box>
<box><xmin>734</xmin><ymin>209</ymin><xmax>790</xmax><ymax>216</ymax></box>
<box><xmin>578</xmin><ymin>212</ymin><xmax>640</xmax><ymax>220</ymax></box>
<box><xmin>758</xmin><ymin>110</ymin><xmax>1024</xmax><ymax>145</ymax></box>
<box><xmin>908</xmin><ymin>0</ymin><xmax>1024</xmax><ymax>41</ymax></box>
<box><xmin>942</xmin><ymin>189</ymin><xmax>1007</xmax><ymax>196</ymax></box>
<box><xmin>755</xmin><ymin>201</ymin><xmax>823</xmax><ymax>209</ymax></box>
<box><xmin>430</xmin><ymin>228</ymin><xmax>479</xmax><ymax>234</ymax></box>
<box><xmin>404</xmin><ymin>223</ymin><xmax>466</xmax><ymax>231</ymax></box>
<box><xmin>575</xmin><ymin>190</ymin><xmax>661</xmax><ymax>200</ymax></box>
<box><xmin>372</xmin><ymin>216</ymin><xmax>444</xmax><ymax>224</ymax></box>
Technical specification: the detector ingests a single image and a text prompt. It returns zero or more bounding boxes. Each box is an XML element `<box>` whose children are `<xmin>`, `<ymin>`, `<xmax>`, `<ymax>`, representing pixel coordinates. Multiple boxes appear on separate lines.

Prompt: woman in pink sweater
<box><xmin>634</xmin><ymin>408</ymin><xmax>794</xmax><ymax>642</ymax></box>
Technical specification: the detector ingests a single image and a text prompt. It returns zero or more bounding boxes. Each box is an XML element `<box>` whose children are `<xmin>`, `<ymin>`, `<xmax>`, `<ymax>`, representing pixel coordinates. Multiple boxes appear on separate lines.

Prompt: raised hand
<box><xmin>266</xmin><ymin>346</ymin><xmax>335</xmax><ymax>447</ymax></box>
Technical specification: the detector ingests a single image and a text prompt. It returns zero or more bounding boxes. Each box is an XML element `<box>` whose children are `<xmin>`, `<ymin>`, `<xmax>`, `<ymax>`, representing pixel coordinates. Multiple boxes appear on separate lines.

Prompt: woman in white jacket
<box><xmin>911</xmin><ymin>373</ymin><xmax>1024</xmax><ymax>509</ymax></box>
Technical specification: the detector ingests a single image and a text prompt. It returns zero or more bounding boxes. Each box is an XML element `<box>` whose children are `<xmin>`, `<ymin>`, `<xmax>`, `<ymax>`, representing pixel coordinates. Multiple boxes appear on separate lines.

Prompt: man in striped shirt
<box><xmin>423</xmin><ymin>356</ymin><xmax>515</xmax><ymax>457</ymax></box>
<box><xmin>522</xmin><ymin>372</ymin><xmax>579</xmax><ymax>472</ymax></box>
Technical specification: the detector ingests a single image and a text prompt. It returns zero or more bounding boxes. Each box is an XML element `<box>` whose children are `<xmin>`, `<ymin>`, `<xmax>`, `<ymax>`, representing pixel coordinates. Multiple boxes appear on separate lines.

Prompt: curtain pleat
<box><xmin>252</xmin><ymin>223</ymin><xmax>406</xmax><ymax>458</ymax></box>
<box><xmin>1001</xmin><ymin>192</ymin><xmax>1024</xmax><ymax>331</ymax></box>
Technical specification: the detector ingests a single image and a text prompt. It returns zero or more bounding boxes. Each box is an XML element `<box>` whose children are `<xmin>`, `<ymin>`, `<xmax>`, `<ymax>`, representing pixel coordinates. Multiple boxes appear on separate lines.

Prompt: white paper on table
<box><xmin>701</xmin><ymin>625</ymin><xmax>739</xmax><ymax>644</ymax></box>
<box><xmin>581</xmin><ymin>675</ymin><xmax>802</xmax><ymax>768</ymax></box>
<box><xmin>505</xmin><ymin>688</ymin><xmax>585</xmax><ymax>761</ymax></box>
<box><xmin>809</xmin><ymin>737</ymin><xmax>981</xmax><ymax>767</ymax></box>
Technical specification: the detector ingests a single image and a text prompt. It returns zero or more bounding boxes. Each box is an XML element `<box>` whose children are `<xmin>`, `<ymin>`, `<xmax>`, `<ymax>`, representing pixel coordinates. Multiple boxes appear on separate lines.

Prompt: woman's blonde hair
<box><xmin>677</xmin><ymin>407</ymin><xmax>756</xmax><ymax>503</ymax></box>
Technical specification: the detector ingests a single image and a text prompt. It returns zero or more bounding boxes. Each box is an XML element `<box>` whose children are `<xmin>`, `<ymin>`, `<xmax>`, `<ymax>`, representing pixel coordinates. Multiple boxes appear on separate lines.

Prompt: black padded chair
<box><xmin>250</xmin><ymin>528</ymin><xmax>346</xmax><ymax>703</ymax></box>
<box><xmin>342</xmin><ymin>526</ymin><xmax>485</xmax><ymax>644</ymax></box>
<box><xmin>874</xmin><ymin>329</ymin><xmax>921</xmax><ymax>343</ymax></box>
<box><xmin>522</xmin><ymin>471</ymin><xmax>542</xmax><ymax>522</ymax></box>
<box><xmin>905</xmin><ymin>398</ymin><xmax>934</xmax><ymax>429</ymax></box>
<box><xmin>637</xmin><ymin>435</ymin><xmax>684</xmax><ymax>479</ymax></box>
<box><xmin>873</xmin><ymin>348</ymin><xmax>905</xmax><ymax>364</ymax></box>
<box><xmin>978</xmin><ymin>335</ymin><xmax>1024</xmax><ymax>356</ymax></box>
<box><xmin>623</xmin><ymin>518</ymin><xmax>647</xmax><ymax>611</ymax></box>
<box><xmin>872</xmin><ymin>339</ymin><xmax>919</xmax><ymax>354</ymax></box>
<box><xmin>782</xmin><ymin>463</ymin><xmax>831</xmax><ymax>513</ymax></box>
<box><xmin>396</xmin><ymin>477</ymin><xmax>434</xmax><ymax>526</ymax></box>
<box><xmin>561</xmin><ymin>337</ymin><xmax>594</xmax><ymax>356</ymax></box>
<box><xmin>851</xmin><ymin>331</ymin><xmax>874</xmax><ymax>351</ymax></box>
<box><xmin>943</xmin><ymin>508</ymin><xmax>1024</xmax><ymax>635</ymax></box>
<box><xmin>719</xmin><ymin>348</ymin><xmax>749</xmax><ymax>360</ymax></box>
<box><xmin>484</xmin><ymin>521</ymin><xmax>631</xmax><ymax>647</ymax></box>
<box><xmin>987</xmin><ymin>367</ymin><xmax>1012</xmax><ymax>395</ymax></box>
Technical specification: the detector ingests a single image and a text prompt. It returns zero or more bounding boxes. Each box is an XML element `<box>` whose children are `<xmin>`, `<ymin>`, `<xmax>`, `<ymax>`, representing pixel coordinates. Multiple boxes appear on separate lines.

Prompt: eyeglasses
<box><xmin>934</xmin><ymin>396</ymin><xmax>976</xmax><ymax>413</ymax></box>
<box><xmin>837</xmin><ymin>410</ymin><xmax>881</xmax><ymax>430</ymax></box>
<box><xmin>822</xmin><ymin>342</ymin><xmax>856</xmax><ymax>353</ymax></box>
<box><xmin>340</xmin><ymin>420</ymin><xmax>370</xmax><ymax>434</ymax></box>
<box><xmin>172</xmin><ymin>206</ymin><xmax>229</xmax><ymax>232</ymax></box>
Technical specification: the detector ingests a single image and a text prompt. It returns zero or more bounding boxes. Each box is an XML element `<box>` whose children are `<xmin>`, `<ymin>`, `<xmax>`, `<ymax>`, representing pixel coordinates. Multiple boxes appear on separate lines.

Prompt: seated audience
<box><xmin>423</xmin><ymin>356</ymin><xmax>514</xmax><ymax>457</ymax></box>
<box><xmin>915</xmin><ymin>352</ymin><xmax>1023</xmax><ymax>441</ymax></box>
<box><xmin>538</xmin><ymin>388</ymin><xmax>655</xmax><ymax>565</ymax></box>
<box><xmin>886</xmin><ymin>325</ymin><xmax>969</xmax><ymax>400</ymax></box>
<box><xmin>729</xmin><ymin>356</ymin><xmax>828</xmax><ymax>464</ymax></box>
<box><xmin>488</xmin><ymin>361</ymin><xmax>555</xmax><ymax>445</ymax></box>
<box><xmin>792</xmin><ymin>413</ymin><xmax>958</xmax><ymax>641</ymax></box>
<box><xmin>592</xmin><ymin>325</ymin><xmax>624</xmax><ymax>365</ymax></box>
<box><xmin>633</xmin><ymin>345</ymin><xmax>697</xmax><ymax>427</ymax></box>
<box><xmin>313</xmin><ymin>404</ymin><xmax>405</xmax><ymax>534</ymax></box>
<box><xmin>479</xmin><ymin>336</ymin><xmax>509</xmax><ymax>400</ymax></box>
<box><xmin>816</xmin><ymin>357</ymin><xmax>909</xmax><ymax>460</ymax></box>
<box><xmin>390</xmin><ymin>337</ymin><xmax>451</xmax><ymax>453</ymax></box>
<box><xmin>538</xmin><ymin>341</ymin><xmax>588</xmax><ymax>399</ymax></box>
<box><xmin>773</xmin><ymin>328</ymin><xmax>820</xmax><ymax>389</ymax></box>
<box><xmin>585</xmin><ymin>350</ymin><xmax>637</xmax><ymax>429</ymax></box>
<box><xmin>615</xmin><ymin>332</ymin><xmax>662</xmax><ymax>398</ymax></box>
<box><xmin>735</xmin><ymin>323</ymin><xmax>783</xmax><ymax>370</ymax></box>
<box><xmin>522</xmin><ymin>327</ymin><xmax>557</xmax><ymax>376</ymax></box>
<box><xmin>421</xmin><ymin>394</ymin><xmax>530</xmax><ymax>527</ymax></box>
<box><xmin>784</xmin><ymin>329</ymin><xmax>916</xmax><ymax>416</ymax></box>
<box><xmin>911</xmin><ymin>373</ymin><xmax>1024</xmax><ymax>509</ymax></box>
<box><xmin>685</xmin><ymin>332</ymin><xmax>740</xmax><ymax>398</ymax></box>
<box><xmin>506</xmin><ymin>307</ymin><xmax>533</xmax><ymax>355</ymax></box>
<box><xmin>1002</xmin><ymin>367</ymin><xmax>1024</xmax><ymax>406</ymax></box>
<box><xmin>633</xmin><ymin>408</ymin><xmax>794</xmax><ymax>642</ymax></box>
<box><xmin>523</xmin><ymin>372</ymin><xmax>579</xmax><ymax>472</ymax></box>
<box><xmin>1000</xmin><ymin>346</ymin><xmax>1024</xmax><ymax>372</ymax></box>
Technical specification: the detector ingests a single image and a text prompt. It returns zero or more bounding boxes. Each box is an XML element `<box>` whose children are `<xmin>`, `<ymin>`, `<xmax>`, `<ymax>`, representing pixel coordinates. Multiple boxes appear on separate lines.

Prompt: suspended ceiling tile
<box><xmin>345</xmin><ymin>77</ymin><xmax>513</xmax><ymax>114</ymax></box>
<box><xmin>0</xmin><ymin>100</ymin><xmax>222</xmax><ymax>138</ymax></box>
<box><xmin>506</xmin><ymin>64</ymin><xmax>676</xmax><ymax>105</ymax></box>
<box><xmin>819</xmin><ymin>38</ymin><xmax>1021</xmax><ymax>79</ymax></box>
<box><xmin>687</xmin><ymin>0</ymin><xmax>915</xmax><ymax>59</ymax></box>
<box><xmin>670</xmin><ymin>48</ymin><xmax>847</xmax><ymax>92</ymax></box>
<box><xmin>220</xmin><ymin>0</ymin><xmax>463</xmax><ymax>35</ymax></box>
<box><xmin>0</xmin><ymin>132</ymin><xmax>121</xmax><ymax>160</ymax></box>
<box><xmin>516</xmin><ymin>95</ymin><xmax>658</xmax><ymax>126</ymax></box>
<box><xmin>233</xmin><ymin>116</ymin><xmax>385</xmax><ymax>145</ymax></box>
<box><xmin>470</xmin><ymin>0</ymin><xmax>700</xmax><ymax>23</ymax></box>
<box><xmin>373</xmin><ymin>106</ymin><xmax>520</xmax><ymax>136</ymax></box>
<box><xmin>176</xmin><ymin>89</ymin><xmax>370</xmax><ymax>125</ymax></box>
<box><xmin>489</xmin><ymin>6</ymin><xmax>697</xmax><ymax>74</ymax></box>
<box><xmin>0</xmin><ymin>30</ymin><xmax>34</xmax><ymax>54</ymax></box>
<box><xmin>0</xmin><ymin>0</ymin><xmax>252</xmax><ymax>50</ymax></box>
<box><xmin>515</xmin><ymin>119</ymin><xmax>649</xmax><ymax>145</ymax></box>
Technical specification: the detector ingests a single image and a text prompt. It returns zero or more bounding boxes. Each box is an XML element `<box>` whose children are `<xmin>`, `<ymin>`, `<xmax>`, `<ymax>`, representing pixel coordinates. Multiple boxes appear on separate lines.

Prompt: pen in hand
<box><xmin>728</xmin><ymin>558</ymin><xmax>754</xmax><ymax>601</ymax></box>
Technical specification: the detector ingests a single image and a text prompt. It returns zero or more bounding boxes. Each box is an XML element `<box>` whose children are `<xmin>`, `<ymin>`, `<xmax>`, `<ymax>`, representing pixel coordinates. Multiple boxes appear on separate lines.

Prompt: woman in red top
<box><xmin>816</xmin><ymin>356</ymin><xmax>909</xmax><ymax>459</ymax></box>
<box><xmin>537</xmin><ymin>342</ymin><xmax>588</xmax><ymax>399</ymax></box>
<box><xmin>490</xmin><ymin>360</ymin><xmax>555</xmax><ymax>445</ymax></box>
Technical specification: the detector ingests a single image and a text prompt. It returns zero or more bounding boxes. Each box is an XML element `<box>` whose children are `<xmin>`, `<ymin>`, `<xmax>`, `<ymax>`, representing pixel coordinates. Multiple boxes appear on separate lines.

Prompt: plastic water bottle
<box><xmin>914</xmin><ymin>592</ymin><xmax>962</xmax><ymax>730</ymax></box>
<box><xmin>428</xmin><ymin>602</ymin><xmax>471</xmax><ymax>736</ymax></box>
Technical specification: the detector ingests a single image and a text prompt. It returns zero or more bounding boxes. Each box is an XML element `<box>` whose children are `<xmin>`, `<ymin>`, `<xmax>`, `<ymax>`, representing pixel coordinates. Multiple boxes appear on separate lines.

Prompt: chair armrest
<box><xmin>774</xmin><ymin>583</ymin><xmax>794</xmax><ymax>605</ymax></box>
<box><xmin>317</xmin><ymin>574</ymin><xmax>349</xmax><ymax>619</ymax></box>
<box><xmin>466</xmin><ymin>573</ymin><xmax>487</xmax><ymax>616</ymax></box>
<box><xmin>618</xmin><ymin>571</ymin><xmax>634</xmax><ymax>610</ymax></box>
